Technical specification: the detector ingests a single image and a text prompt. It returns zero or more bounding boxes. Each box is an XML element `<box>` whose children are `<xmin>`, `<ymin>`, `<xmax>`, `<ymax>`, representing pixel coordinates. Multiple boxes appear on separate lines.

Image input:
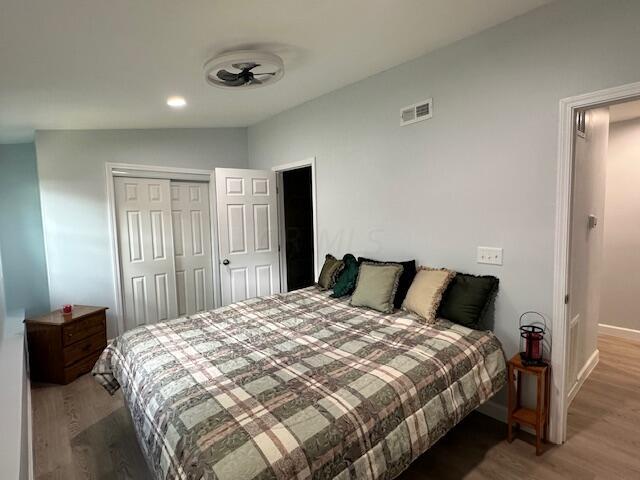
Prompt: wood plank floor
<box><xmin>32</xmin><ymin>334</ymin><xmax>640</xmax><ymax>479</ymax></box>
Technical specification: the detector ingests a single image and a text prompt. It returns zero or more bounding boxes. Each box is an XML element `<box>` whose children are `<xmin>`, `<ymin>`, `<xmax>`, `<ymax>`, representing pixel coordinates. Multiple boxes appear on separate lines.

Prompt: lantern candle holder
<box><xmin>519</xmin><ymin>311</ymin><xmax>547</xmax><ymax>366</ymax></box>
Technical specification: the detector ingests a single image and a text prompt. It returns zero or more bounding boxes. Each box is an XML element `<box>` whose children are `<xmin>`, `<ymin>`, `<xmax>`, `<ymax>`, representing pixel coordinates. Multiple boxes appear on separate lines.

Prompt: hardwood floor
<box><xmin>32</xmin><ymin>335</ymin><xmax>640</xmax><ymax>479</ymax></box>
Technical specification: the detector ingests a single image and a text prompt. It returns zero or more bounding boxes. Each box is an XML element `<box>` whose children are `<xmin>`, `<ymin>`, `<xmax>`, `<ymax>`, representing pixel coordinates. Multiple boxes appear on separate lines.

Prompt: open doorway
<box><xmin>551</xmin><ymin>82</ymin><xmax>640</xmax><ymax>445</ymax></box>
<box><xmin>567</xmin><ymin>98</ymin><xmax>640</xmax><ymax>396</ymax></box>
<box><xmin>274</xmin><ymin>159</ymin><xmax>317</xmax><ymax>292</ymax></box>
<box><xmin>562</xmin><ymin>96</ymin><xmax>640</xmax><ymax>458</ymax></box>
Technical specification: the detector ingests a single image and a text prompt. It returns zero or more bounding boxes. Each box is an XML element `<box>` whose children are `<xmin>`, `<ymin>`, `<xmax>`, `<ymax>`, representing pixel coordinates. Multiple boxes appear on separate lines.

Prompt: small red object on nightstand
<box><xmin>63</xmin><ymin>304</ymin><xmax>73</xmax><ymax>314</ymax></box>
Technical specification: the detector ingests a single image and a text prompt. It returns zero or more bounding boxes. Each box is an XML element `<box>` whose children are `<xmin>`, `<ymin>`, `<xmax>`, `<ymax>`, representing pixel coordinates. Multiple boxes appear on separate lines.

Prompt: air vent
<box><xmin>400</xmin><ymin>98</ymin><xmax>433</xmax><ymax>126</ymax></box>
<box><xmin>576</xmin><ymin>110</ymin><xmax>586</xmax><ymax>138</ymax></box>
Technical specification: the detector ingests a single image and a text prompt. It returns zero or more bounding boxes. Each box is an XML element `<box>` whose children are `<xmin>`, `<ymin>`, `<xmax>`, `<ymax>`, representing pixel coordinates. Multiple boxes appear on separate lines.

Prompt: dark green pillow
<box><xmin>437</xmin><ymin>274</ymin><xmax>499</xmax><ymax>328</ymax></box>
<box><xmin>331</xmin><ymin>254</ymin><xmax>358</xmax><ymax>298</ymax></box>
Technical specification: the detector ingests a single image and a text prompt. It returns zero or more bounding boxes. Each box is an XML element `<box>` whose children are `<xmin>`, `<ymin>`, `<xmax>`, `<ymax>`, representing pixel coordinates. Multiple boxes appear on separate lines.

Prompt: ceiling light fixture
<box><xmin>204</xmin><ymin>50</ymin><xmax>284</xmax><ymax>89</ymax></box>
<box><xmin>166</xmin><ymin>96</ymin><xmax>187</xmax><ymax>108</ymax></box>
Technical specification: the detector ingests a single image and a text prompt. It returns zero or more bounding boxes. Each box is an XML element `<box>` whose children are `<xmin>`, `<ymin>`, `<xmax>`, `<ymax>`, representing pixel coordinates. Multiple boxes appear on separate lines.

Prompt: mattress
<box><xmin>93</xmin><ymin>286</ymin><xmax>506</xmax><ymax>480</ymax></box>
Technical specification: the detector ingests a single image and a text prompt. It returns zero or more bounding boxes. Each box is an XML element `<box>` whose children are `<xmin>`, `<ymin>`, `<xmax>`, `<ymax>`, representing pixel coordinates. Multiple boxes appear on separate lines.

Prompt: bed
<box><xmin>93</xmin><ymin>286</ymin><xmax>506</xmax><ymax>480</ymax></box>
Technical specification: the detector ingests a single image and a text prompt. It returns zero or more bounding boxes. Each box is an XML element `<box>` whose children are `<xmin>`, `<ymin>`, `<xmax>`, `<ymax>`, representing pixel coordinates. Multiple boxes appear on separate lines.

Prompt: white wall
<box><xmin>0</xmin><ymin>248</ymin><xmax>30</xmax><ymax>479</ymax></box>
<box><xmin>0</xmin><ymin>310</ymin><xmax>29</xmax><ymax>480</ymax></box>
<box><xmin>36</xmin><ymin>128</ymin><xmax>247</xmax><ymax>336</ymax></box>
<box><xmin>600</xmin><ymin>118</ymin><xmax>640</xmax><ymax>332</ymax></box>
<box><xmin>248</xmin><ymin>0</ymin><xmax>640</xmax><ymax>360</ymax></box>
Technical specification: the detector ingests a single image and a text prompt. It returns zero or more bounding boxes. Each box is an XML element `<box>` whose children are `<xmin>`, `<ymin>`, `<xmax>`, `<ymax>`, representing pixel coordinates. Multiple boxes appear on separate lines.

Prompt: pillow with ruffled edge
<box><xmin>331</xmin><ymin>254</ymin><xmax>359</xmax><ymax>298</ymax></box>
<box><xmin>402</xmin><ymin>267</ymin><xmax>456</xmax><ymax>323</ymax></box>
<box><xmin>317</xmin><ymin>254</ymin><xmax>344</xmax><ymax>290</ymax></box>
<box><xmin>437</xmin><ymin>273</ymin><xmax>499</xmax><ymax>328</ymax></box>
<box><xmin>350</xmin><ymin>262</ymin><xmax>404</xmax><ymax>313</ymax></box>
<box><xmin>358</xmin><ymin>257</ymin><xmax>416</xmax><ymax>309</ymax></box>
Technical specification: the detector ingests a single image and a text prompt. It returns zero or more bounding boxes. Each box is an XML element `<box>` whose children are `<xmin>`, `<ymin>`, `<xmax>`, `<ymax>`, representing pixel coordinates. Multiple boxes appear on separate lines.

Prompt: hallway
<box><xmin>563</xmin><ymin>334</ymin><xmax>640</xmax><ymax>478</ymax></box>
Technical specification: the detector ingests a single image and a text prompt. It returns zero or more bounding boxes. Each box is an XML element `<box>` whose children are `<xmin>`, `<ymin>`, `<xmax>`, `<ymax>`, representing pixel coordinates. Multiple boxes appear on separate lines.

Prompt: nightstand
<box><xmin>506</xmin><ymin>353</ymin><xmax>550</xmax><ymax>455</ymax></box>
<box><xmin>25</xmin><ymin>306</ymin><xmax>108</xmax><ymax>384</ymax></box>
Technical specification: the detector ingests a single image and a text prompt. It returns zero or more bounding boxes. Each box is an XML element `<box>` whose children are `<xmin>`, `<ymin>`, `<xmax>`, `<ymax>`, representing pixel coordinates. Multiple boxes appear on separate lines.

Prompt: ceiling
<box><xmin>609</xmin><ymin>99</ymin><xmax>640</xmax><ymax>123</ymax></box>
<box><xmin>0</xmin><ymin>0</ymin><xmax>552</xmax><ymax>143</ymax></box>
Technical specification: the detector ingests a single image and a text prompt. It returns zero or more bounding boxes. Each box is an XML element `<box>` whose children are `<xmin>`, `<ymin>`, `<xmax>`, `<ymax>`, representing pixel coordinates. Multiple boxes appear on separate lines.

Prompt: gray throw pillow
<box><xmin>350</xmin><ymin>262</ymin><xmax>404</xmax><ymax>313</ymax></box>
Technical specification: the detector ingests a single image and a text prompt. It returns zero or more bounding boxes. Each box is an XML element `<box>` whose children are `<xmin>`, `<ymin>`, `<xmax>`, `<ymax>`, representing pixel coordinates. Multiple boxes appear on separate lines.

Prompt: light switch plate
<box><xmin>477</xmin><ymin>246</ymin><xmax>503</xmax><ymax>265</ymax></box>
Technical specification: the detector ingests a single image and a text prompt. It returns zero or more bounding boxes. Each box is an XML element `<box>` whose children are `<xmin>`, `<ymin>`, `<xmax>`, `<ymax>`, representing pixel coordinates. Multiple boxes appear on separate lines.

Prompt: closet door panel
<box><xmin>171</xmin><ymin>182</ymin><xmax>214</xmax><ymax>315</ymax></box>
<box><xmin>115</xmin><ymin>178</ymin><xmax>178</xmax><ymax>331</ymax></box>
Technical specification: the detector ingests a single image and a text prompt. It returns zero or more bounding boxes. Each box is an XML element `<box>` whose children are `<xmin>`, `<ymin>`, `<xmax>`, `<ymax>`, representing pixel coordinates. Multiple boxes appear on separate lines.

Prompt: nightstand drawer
<box><xmin>63</xmin><ymin>349</ymin><xmax>102</xmax><ymax>384</ymax></box>
<box><xmin>63</xmin><ymin>332</ymin><xmax>106</xmax><ymax>367</ymax></box>
<box><xmin>62</xmin><ymin>313</ymin><xmax>105</xmax><ymax>346</ymax></box>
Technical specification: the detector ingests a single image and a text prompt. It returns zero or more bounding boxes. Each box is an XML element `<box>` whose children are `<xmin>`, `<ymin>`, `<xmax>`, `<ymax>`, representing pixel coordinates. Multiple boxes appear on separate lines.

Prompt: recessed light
<box><xmin>166</xmin><ymin>96</ymin><xmax>187</xmax><ymax>108</ymax></box>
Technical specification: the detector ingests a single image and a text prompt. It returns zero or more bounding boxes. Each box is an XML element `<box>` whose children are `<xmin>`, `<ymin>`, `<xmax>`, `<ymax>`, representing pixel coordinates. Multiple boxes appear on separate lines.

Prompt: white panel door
<box><xmin>115</xmin><ymin>177</ymin><xmax>178</xmax><ymax>330</ymax></box>
<box><xmin>170</xmin><ymin>181</ymin><xmax>214</xmax><ymax>315</ymax></box>
<box><xmin>215</xmin><ymin>168</ymin><xmax>280</xmax><ymax>305</ymax></box>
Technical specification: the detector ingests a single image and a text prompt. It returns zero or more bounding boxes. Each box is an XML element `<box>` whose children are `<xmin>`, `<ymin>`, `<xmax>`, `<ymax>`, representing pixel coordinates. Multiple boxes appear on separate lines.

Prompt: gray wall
<box><xmin>35</xmin><ymin>128</ymin><xmax>248</xmax><ymax>336</ymax></box>
<box><xmin>0</xmin><ymin>247</ymin><xmax>6</xmax><ymax>340</ymax></box>
<box><xmin>600</xmin><ymin>118</ymin><xmax>640</xmax><ymax>331</ymax></box>
<box><xmin>248</xmin><ymin>0</ymin><xmax>640</xmax><ymax>358</ymax></box>
<box><xmin>0</xmin><ymin>143</ymin><xmax>50</xmax><ymax>318</ymax></box>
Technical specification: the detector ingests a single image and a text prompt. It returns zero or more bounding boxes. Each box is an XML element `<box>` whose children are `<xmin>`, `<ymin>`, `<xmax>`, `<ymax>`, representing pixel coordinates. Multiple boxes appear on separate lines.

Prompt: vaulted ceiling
<box><xmin>0</xmin><ymin>0</ymin><xmax>552</xmax><ymax>142</ymax></box>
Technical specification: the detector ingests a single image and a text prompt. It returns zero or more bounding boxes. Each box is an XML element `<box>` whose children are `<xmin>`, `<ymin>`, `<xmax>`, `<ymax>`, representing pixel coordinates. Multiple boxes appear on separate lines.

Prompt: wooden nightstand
<box><xmin>25</xmin><ymin>306</ymin><xmax>108</xmax><ymax>385</ymax></box>
<box><xmin>507</xmin><ymin>353</ymin><xmax>550</xmax><ymax>455</ymax></box>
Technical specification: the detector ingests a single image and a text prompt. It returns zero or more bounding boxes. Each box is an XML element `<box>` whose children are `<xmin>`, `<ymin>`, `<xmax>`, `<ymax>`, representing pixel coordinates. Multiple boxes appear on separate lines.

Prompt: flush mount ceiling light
<box><xmin>203</xmin><ymin>50</ymin><xmax>284</xmax><ymax>89</ymax></box>
<box><xmin>166</xmin><ymin>96</ymin><xmax>187</xmax><ymax>108</ymax></box>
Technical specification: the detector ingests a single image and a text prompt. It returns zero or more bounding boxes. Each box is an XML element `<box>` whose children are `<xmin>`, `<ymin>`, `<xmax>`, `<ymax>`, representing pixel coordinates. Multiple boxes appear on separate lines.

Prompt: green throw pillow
<box><xmin>317</xmin><ymin>254</ymin><xmax>344</xmax><ymax>290</ymax></box>
<box><xmin>437</xmin><ymin>274</ymin><xmax>499</xmax><ymax>328</ymax></box>
<box><xmin>350</xmin><ymin>262</ymin><xmax>404</xmax><ymax>313</ymax></box>
<box><xmin>331</xmin><ymin>254</ymin><xmax>358</xmax><ymax>298</ymax></box>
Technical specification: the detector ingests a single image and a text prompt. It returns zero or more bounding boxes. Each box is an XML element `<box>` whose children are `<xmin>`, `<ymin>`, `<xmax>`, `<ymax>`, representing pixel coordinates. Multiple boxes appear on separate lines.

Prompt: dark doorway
<box><xmin>281</xmin><ymin>166</ymin><xmax>314</xmax><ymax>291</ymax></box>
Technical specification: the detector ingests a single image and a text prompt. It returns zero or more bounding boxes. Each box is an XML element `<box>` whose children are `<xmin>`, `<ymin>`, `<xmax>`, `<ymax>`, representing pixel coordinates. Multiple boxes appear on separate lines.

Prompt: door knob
<box><xmin>222</xmin><ymin>259</ymin><xmax>230</xmax><ymax>265</ymax></box>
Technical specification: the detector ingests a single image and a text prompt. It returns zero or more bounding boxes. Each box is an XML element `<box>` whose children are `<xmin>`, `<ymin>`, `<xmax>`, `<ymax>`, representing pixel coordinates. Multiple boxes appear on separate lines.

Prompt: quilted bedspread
<box><xmin>93</xmin><ymin>287</ymin><xmax>506</xmax><ymax>480</ymax></box>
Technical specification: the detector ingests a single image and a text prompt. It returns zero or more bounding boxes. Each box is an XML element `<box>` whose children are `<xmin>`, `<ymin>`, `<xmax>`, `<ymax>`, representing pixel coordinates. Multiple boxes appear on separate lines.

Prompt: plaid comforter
<box><xmin>93</xmin><ymin>287</ymin><xmax>506</xmax><ymax>480</ymax></box>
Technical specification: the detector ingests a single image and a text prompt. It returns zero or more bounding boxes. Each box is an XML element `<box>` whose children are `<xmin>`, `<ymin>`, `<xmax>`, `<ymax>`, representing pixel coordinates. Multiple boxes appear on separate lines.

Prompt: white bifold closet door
<box><xmin>115</xmin><ymin>177</ymin><xmax>178</xmax><ymax>329</ymax></box>
<box><xmin>215</xmin><ymin>168</ymin><xmax>281</xmax><ymax>305</ymax></box>
<box><xmin>115</xmin><ymin>178</ymin><xmax>214</xmax><ymax>332</ymax></box>
<box><xmin>170</xmin><ymin>182</ymin><xmax>214</xmax><ymax>316</ymax></box>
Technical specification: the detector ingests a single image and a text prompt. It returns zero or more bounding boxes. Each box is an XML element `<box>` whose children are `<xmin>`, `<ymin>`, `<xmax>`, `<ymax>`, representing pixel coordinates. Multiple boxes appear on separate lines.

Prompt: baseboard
<box><xmin>476</xmin><ymin>399</ymin><xmax>507</xmax><ymax>423</ymax></box>
<box><xmin>598</xmin><ymin>323</ymin><xmax>640</xmax><ymax>342</ymax></box>
<box><xmin>567</xmin><ymin>349</ymin><xmax>599</xmax><ymax>406</ymax></box>
<box><xmin>476</xmin><ymin>400</ymin><xmax>536</xmax><ymax>436</ymax></box>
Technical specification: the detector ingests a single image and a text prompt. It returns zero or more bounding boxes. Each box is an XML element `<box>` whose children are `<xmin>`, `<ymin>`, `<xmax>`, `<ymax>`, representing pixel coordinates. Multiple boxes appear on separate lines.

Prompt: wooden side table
<box><xmin>25</xmin><ymin>305</ymin><xmax>108</xmax><ymax>385</ymax></box>
<box><xmin>507</xmin><ymin>353</ymin><xmax>550</xmax><ymax>455</ymax></box>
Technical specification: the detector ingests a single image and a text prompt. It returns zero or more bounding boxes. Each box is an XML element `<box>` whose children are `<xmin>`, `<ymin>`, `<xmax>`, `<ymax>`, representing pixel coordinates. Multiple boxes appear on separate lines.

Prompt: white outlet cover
<box><xmin>477</xmin><ymin>246</ymin><xmax>503</xmax><ymax>265</ymax></box>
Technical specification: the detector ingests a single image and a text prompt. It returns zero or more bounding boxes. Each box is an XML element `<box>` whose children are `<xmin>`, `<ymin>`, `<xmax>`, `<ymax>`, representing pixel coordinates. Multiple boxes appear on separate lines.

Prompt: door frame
<box><xmin>105</xmin><ymin>162</ymin><xmax>222</xmax><ymax>335</ymax></box>
<box><xmin>551</xmin><ymin>81</ymin><xmax>640</xmax><ymax>444</ymax></box>
<box><xmin>272</xmin><ymin>157</ymin><xmax>319</xmax><ymax>292</ymax></box>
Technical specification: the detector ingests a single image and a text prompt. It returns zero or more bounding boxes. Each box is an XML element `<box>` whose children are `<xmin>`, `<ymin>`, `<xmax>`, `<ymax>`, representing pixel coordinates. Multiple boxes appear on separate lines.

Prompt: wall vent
<box><xmin>576</xmin><ymin>110</ymin><xmax>587</xmax><ymax>138</ymax></box>
<box><xmin>400</xmin><ymin>98</ymin><xmax>433</xmax><ymax>126</ymax></box>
